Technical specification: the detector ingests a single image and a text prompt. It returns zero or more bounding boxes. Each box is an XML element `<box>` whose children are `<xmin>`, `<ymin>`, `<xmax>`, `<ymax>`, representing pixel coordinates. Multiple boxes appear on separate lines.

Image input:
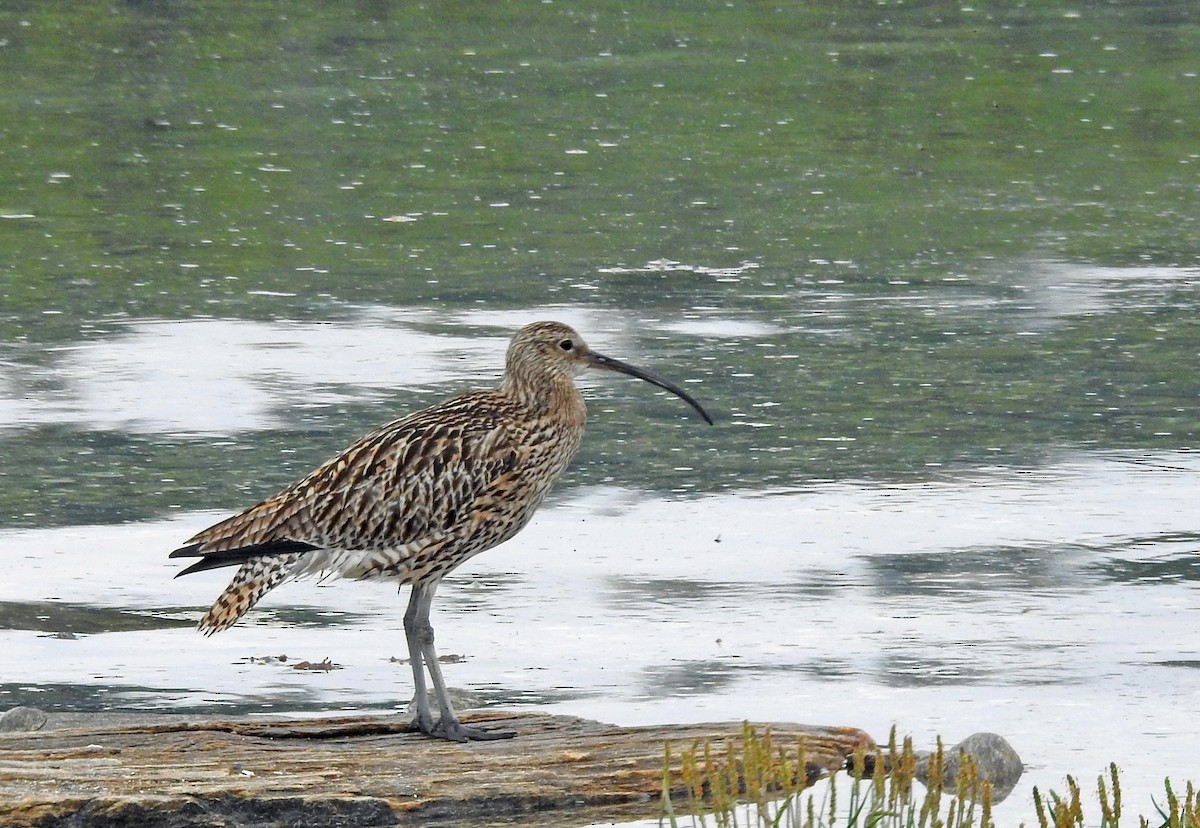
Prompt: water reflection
<box><xmin>0</xmin><ymin>316</ymin><xmax>507</xmax><ymax>435</ymax></box>
<box><xmin>605</xmin><ymin>577</ymin><xmax>759</xmax><ymax>611</ymax></box>
<box><xmin>5</xmin><ymin>276</ymin><xmax>1200</xmax><ymax>529</ymax></box>
<box><xmin>876</xmin><ymin>652</ymin><xmax>993</xmax><ymax>688</ymax></box>
<box><xmin>785</xmin><ymin>569</ymin><xmax>863</xmax><ymax>600</ymax></box>
<box><xmin>1091</xmin><ymin>542</ymin><xmax>1200</xmax><ymax>585</ymax></box>
<box><xmin>438</xmin><ymin>573</ymin><xmax>526</xmax><ymax>612</ymax></box>
<box><xmin>238</xmin><ymin>607</ymin><xmax>376</xmax><ymax>629</ymax></box>
<box><xmin>865</xmin><ymin>545</ymin><xmax>1090</xmax><ymax>598</ymax></box>
<box><xmin>0</xmin><ymin>601</ymin><xmax>192</xmax><ymax>634</ymax></box>
<box><xmin>637</xmin><ymin>661</ymin><xmax>739</xmax><ymax>699</ymax></box>
<box><xmin>0</xmin><ymin>683</ymin><xmax>205</xmax><ymax>713</ymax></box>
<box><xmin>0</xmin><ymin>308</ymin><xmax>732</xmax><ymax>436</ymax></box>
<box><xmin>835</xmin><ymin>263</ymin><xmax>1200</xmax><ymax>333</ymax></box>
<box><xmin>1003</xmin><ymin>263</ymin><xmax>1200</xmax><ymax>329</ymax></box>
<box><xmin>638</xmin><ymin>657</ymin><xmax>867</xmax><ymax>697</ymax></box>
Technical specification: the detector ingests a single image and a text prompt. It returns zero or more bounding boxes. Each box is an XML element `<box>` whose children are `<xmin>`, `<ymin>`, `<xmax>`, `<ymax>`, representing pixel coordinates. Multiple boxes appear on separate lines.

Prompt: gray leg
<box><xmin>403</xmin><ymin>583</ymin><xmax>435</xmax><ymax>734</ymax></box>
<box><xmin>403</xmin><ymin>580</ymin><xmax>513</xmax><ymax>742</ymax></box>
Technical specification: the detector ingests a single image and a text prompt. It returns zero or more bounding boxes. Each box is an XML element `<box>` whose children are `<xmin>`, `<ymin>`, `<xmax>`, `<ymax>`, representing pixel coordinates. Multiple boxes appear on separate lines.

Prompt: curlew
<box><xmin>170</xmin><ymin>321</ymin><xmax>712</xmax><ymax>741</ymax></box>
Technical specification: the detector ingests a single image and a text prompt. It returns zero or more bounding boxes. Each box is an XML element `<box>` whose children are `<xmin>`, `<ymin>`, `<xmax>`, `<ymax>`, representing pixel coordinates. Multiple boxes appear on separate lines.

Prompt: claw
<box><xmin>444</xmin><ymin>722</ymin><xmax>516</xmax><ymax>742</ymax></box>
<box><xmin>413</xmin><ymin>716</ymin><xmax>515</xmax><ymax>742</ymax></box>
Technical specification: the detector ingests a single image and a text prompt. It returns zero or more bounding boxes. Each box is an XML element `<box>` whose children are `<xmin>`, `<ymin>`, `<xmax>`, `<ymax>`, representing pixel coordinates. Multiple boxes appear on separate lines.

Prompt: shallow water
<box><xmin>4</xmin><ymin>452</ymin><xmax>1200</xmax><ymax>822</ymax></box>
<box><xmin>3</xmin><ymin>1</ymin><xmax>1200</xmax><ymax>824</ymax></box>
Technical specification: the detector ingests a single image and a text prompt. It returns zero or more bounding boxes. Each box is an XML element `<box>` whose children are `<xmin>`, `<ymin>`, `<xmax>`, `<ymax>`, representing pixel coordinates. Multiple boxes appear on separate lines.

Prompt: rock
<box><xmin>0</xmin><ymin>706</ymin><xmax>48</xmax><ymax>732</ymax></box>
<box><xmin>402</xmin><ymin>687</ymin><xmax>486</xmax><ymax>717</ymax></box>
<box><xmin>915</xmin><ymin>732</ymin><xmax>1023</xmax><ymax>803</ymax></box>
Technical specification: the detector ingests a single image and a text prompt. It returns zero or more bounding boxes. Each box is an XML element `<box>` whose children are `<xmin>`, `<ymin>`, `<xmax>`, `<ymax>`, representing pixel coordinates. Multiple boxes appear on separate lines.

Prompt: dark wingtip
<box><xmin>170</xmin><ymin>544</ymin><xmax>204</xmax><ymax>578</ymax></box>
<box><xmin>170</xmin><ymin>539</ymin><xmax>318</xmax><ymax>578</ymax></box>
<box><xmin>174</xmin><ymin>558</ymin><xmax>219</xmax><ymax>578</ymax></box>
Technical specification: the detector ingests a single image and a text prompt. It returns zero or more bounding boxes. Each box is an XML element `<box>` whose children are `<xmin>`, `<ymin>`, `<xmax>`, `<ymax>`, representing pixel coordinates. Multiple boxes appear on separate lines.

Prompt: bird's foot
<box><xmin>411</xmin><ymin>708</ymin><xmax>436</xmax><ymax>735</ymax></box>
<box><xmin>413</xmin><ymin>715</ymin><xmax>515</xmax><ymax>742</ymax></box>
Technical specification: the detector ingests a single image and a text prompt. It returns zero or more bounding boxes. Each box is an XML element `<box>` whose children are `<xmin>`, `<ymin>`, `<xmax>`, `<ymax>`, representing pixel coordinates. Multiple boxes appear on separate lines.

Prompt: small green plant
<box><xmin>661</xmin><ymin>724</ymin><xmax>994</xmax><ymax>828</ymax></box>
<box><xmin>1150</xmin><ymin>778</ymin><xmax>1200</xmax><ymax>828</ymax></box>
<box><xmin>662</xmin><ymin>728</ymin><xmax>1198</xmax><ymax>828</ymax></box>
<box><xmin>1031</xmin><ymin>764</ymin><xmax>1200</xmax><ymax>828</ymax></box>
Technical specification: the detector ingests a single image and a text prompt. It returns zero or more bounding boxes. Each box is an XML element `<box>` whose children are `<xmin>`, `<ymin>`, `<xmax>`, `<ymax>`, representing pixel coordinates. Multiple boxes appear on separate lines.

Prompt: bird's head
<box><xmin>504</xmin><ymin>321</ymin><xmax>713</xmax><ymax>424</ymax></box>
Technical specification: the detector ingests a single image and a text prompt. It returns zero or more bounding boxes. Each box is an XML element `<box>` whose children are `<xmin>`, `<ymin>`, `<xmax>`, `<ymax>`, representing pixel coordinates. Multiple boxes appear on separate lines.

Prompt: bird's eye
<box><xmin>558</xmin><ymin>339</ymin><xmax>573</xmax><ymax>351</ymax></box>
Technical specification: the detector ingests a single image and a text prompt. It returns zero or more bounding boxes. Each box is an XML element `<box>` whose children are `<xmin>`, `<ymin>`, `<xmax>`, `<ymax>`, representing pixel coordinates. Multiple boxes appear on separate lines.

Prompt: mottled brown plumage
<box><xmin>171</xmin><ymin>320</ymin><xmax>712</xmax><ymax>741</ymax></box>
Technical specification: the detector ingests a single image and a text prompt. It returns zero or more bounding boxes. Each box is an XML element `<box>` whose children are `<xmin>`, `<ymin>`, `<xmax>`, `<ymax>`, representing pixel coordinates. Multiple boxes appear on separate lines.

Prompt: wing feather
<box><xmin>172</xmin><ymin>390</ymin><xmax>523</xmax><ymax>571</ymax></box>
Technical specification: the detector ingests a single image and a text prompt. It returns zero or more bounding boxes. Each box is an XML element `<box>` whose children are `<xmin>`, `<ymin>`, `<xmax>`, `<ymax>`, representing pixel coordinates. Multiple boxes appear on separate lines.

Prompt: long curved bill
<box><xmin>586</xmin><ymin>350</ymin><xmax>714</xmax><ymax>425</ymax></box>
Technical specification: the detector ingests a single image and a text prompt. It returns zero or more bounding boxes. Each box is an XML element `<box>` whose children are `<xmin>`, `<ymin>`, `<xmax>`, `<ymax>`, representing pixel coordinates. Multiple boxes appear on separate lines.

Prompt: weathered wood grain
<box><xmin>0</xmin><ymin>712</ymin><xmax>874</xmax><ymax>827</ymax></box>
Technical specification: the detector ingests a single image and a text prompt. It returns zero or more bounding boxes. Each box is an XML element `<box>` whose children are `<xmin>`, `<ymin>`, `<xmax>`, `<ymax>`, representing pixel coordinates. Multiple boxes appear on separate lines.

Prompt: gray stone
<box><xmin>915</xmin><ymin>732</ymin><xmax>1023</xmax><ymax>803</ymax></box>
<box><xmin>403</xmin><ymin>687</ymin><xmax>486</xmax><ymax>717</ymax></box>
<box><xmin>0</xmin><ymin>706</ymin><xmax>49</xmax><ymax>733</ymax></box>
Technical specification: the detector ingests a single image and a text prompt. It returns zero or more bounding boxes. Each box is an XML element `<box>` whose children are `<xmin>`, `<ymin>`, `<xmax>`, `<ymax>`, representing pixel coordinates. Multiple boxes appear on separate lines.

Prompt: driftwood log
<box><xmin>0</xmin><ymin>711</ymin><xmax>874</xmax><ymax>827</ymax></box>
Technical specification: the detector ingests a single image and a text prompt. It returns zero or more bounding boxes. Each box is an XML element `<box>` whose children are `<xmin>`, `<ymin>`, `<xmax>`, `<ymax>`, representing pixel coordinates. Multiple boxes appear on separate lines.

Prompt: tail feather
<box><xmin>198</xmin><ymin>552</ymin><xmax>307</xmax><ymax>634</ymax></box>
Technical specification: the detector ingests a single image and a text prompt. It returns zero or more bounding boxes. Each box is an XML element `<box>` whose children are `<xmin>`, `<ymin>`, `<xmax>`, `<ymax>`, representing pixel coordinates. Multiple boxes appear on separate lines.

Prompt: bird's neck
<box><xmin>500</xmin><ymin>372</ymin><xmax>587</xmax><ymax>427</ymax></box>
